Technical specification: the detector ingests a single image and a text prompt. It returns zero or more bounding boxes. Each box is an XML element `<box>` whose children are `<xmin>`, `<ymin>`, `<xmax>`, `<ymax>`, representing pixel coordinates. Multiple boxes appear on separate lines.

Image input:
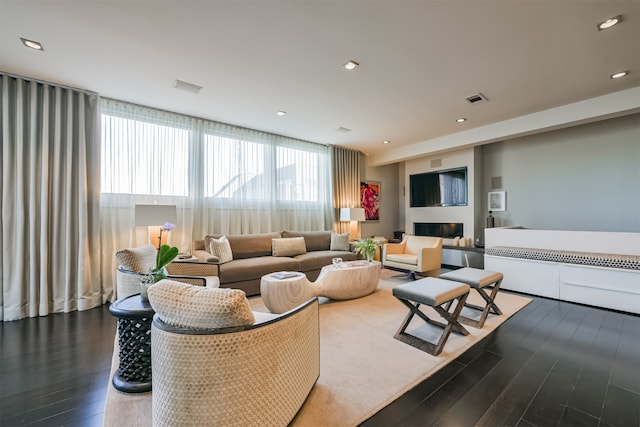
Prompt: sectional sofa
<box><xmin>169</xmin><ymin>231</ymin><xmax>357</xmax><ymax>296</ymax></box>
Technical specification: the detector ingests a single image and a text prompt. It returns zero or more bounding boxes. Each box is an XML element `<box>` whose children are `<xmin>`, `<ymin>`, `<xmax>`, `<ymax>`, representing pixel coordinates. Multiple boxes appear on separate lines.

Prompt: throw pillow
<box><xmin>116</xmin><ymin>244</ymin><xmax>156</xmax><ymax>273</ymax></box>
<box><xmin>209</xmin><ymin>236</ymin><xmax>233</xmax><ymax>263</ymax></box>
<box><xmin>272</xmin><ymin>237</ymin><xmax>307</xmax><ymax>257</ymax></box>
<box><xmin>330</xmin><ymin>232</ymin><xmax>350</xmax><ymax>251</ymax></box>
<box><xmin>148</xmin><ymin>279</ymin><xmax>255</xmax><ymax>329</ymax></box>
<box><xmin>203</xmin><ymin>234</ymin><xmax>222</xmax><ymax>254</ymax></box>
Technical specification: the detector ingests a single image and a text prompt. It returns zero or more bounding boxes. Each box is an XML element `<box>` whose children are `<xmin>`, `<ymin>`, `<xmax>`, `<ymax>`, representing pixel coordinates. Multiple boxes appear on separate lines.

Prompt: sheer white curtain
<box><xmin>100</xmin><ymin>99</ymin><xmax>332</xmax><ymax>299</ymax></box>
<box><xmin>1</xmin><ymin>74</ymin><xmax>102</xmax><ymax>321</ymax></box>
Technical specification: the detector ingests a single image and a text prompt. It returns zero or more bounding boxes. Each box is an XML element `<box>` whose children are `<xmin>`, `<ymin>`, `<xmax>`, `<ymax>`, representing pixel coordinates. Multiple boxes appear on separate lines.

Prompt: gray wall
<box><xmin>360</xmin><ymin>158</ymin><xmax>400</xmax><ymax>239</ymax></box>
<box><xmin>481</xmin><ymin>113</ymin><xmax>640</xmax><ymax>232</ymax></box>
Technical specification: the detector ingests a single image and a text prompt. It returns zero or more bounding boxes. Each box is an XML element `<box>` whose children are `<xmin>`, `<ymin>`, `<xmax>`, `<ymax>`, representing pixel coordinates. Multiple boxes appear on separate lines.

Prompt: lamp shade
<box><xmin>340</xmin><ymin>207</ymin><xmax>366</xmax><ymax>222</ymax></box>
<box><xmin>135</xmin><ymin>204</ymin><xmax>177</xmax><ymax>226</ymax></box>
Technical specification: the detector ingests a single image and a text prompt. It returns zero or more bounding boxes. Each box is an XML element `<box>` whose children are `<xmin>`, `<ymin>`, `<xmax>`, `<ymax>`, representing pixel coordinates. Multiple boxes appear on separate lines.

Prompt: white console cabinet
<box><xmin>484</xmin><ymin>228</ymin><xmax>640</xmax><ymax>314</ymax></box>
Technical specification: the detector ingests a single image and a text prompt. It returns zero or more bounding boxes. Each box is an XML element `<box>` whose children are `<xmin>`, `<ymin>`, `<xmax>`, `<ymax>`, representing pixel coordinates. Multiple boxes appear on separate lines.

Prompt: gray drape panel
<box><xmin>1</xmin><ymin>74</ymin><xmax>102</xmax><ymax>321</ymax></box>
<box><xmin>330</xmin><ymin>146</ymin><xmax>361</xmax><ymax>233</ymax></box>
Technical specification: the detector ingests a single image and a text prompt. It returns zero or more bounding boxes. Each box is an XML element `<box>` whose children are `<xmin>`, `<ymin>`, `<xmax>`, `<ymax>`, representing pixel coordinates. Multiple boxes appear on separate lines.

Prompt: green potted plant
<box><xmin>354</xmin><ymin>238</ymin><xmax>383</xmax><ymax>262</ymax></box>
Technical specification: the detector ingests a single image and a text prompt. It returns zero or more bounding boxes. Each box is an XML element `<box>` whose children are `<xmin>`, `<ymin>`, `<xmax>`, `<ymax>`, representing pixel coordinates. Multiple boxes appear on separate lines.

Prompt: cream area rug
<box><xmin>103</xmin><ymin>269</ymin><xmax>531</xmax><ymax>427</ymax></box>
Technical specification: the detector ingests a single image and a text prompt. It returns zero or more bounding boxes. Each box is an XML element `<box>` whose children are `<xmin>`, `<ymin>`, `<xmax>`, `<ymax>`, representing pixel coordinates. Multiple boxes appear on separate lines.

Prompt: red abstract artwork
<box><xmin>360</xmin><ymin>181</ymin><xmax>380</xmax><ymax>221</ymax></box>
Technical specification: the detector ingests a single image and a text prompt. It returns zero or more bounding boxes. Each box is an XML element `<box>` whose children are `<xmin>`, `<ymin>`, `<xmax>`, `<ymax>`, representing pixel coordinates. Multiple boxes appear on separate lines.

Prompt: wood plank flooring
<box><xmin>1</xmin><ymin>291</ymin><xmax>638</xmax><ymax>426</ymax></box>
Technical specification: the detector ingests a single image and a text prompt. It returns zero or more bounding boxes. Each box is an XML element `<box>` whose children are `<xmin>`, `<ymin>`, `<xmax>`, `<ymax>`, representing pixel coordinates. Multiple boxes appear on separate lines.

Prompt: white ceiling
<box><xmin>1</xmin><ymin>0</ymin><xmax>639</xmax><ymax>161</ymax></box>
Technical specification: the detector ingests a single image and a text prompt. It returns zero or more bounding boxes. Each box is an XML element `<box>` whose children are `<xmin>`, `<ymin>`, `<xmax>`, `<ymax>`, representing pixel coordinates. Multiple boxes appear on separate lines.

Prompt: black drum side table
<box><xmin>109</xmin><ymin>294</ymin><xmax>155</xmax><ymax>393</ymax></box>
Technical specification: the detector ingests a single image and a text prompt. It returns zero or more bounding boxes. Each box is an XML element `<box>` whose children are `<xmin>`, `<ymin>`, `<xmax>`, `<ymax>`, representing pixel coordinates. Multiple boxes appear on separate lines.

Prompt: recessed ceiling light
<box><xmin>382</xmin><ymin>140</ymin><xmax>390</xmax><ymax>144</ymax></box>
<box><xmin>276</xmin><ymin>111</ymin><xmax>286</xmax><ymax>116</ymax></box>
<box><xmin>343</xmin><ymin>60</ymin><xmax>359</xmax><ymax>70</ymax></box>
<box><xmin>610</xmin><ymin>71</ymin><xmax>628</xmax><ymax>79</ymax></box>
<box><xmin>456</xmin><ymin>118</ymin><xmax>467</xmax><ymax>123</ymax></box>
<box><xmin>20</xmin><ymin>37</ymin><xmax>43</xmax><ymax>51</ymax></box>
<box><xmin>598</xmin><ymin>15</ymin><xmax>622</xmax><ymax>31</ymax></box>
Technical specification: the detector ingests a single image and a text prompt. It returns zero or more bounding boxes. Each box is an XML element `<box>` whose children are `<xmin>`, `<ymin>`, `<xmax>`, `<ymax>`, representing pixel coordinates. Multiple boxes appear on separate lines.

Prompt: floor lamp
<box><xmin>134</xmin><ymin>204</ymin><xmax>178</xmax><ymax>248</ymax></box>
<box><xmin>340</xmin><ymin>207</ymin><xmax>366</xmax><ymax>241</ymax></box>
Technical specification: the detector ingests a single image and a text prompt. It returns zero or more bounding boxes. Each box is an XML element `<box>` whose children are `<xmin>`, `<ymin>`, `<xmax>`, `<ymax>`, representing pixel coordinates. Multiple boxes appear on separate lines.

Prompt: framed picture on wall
<box><xmin>360</xmin><ymin>181</ymin><xmax>380</xmax><ymax>221</ymax></box>
<box><xmin>488</xmin><ymin>191</ymin><xmax>506</xmax><ymax>212</ymax></box>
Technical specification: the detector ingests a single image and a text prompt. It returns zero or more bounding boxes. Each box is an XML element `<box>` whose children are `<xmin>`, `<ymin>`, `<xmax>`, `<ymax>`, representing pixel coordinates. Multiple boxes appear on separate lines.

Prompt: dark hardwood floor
<box><xmin>1</xmin><ymin>291</ymin><xmax>638</xmax><ymax>427</ymax></box>
<box><xmin>362</xmin><ymin>293</ymin><xmax>640</xmax><ymax>427</ymax></box>
<box><xmin>1</xmin><ymin>304</ymin><xmax>116</xmax><ymax>427</ymax></box>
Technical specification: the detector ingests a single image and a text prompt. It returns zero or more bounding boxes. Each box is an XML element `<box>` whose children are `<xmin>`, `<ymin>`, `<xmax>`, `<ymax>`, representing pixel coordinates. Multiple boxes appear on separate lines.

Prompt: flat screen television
<box><xmin>410</xmin><ymin>167</ymin><xmax>468</xmax><ymax>207</ymax></box>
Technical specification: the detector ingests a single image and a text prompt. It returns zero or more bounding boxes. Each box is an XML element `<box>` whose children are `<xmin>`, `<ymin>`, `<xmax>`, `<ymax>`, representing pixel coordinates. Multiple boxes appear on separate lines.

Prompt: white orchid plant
<box><xmin>150</xmin><ymin>222</ymin><xmax>179</xmax><ymax>282</ymax></box>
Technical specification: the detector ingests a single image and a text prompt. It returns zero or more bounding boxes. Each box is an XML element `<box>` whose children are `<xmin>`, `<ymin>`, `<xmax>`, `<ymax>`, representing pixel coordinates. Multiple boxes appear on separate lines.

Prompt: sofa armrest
<box><xmin>191</xmin><ymin>250</ymin><xmax>220</xmax><ymax>263</ymax></box>
<box><xmin>166</xmin><ymin>261</ymin><xmax>219</xmax><ymax>277</ymax></box>
<box><xmin>167</xmin><ymin>275</ymin><xmax>220</xmax><ymax>288</ymax></box>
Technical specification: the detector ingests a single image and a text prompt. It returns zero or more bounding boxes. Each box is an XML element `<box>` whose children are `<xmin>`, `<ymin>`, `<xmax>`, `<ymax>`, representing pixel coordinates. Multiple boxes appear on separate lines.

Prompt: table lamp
<box><xmin>340</xmin><ymin>207</ymin><xmax>366</xmax><ymax>241</ymax></box>
<box><xmin>134</xmin><ymin>204</ymin><xmax>177</xmax><ymax>247</ymax></box>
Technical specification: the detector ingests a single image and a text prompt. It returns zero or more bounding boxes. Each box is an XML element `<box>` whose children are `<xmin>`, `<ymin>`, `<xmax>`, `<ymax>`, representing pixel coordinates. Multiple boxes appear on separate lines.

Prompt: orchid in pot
<box><xmin>354</xmin><ymin>238</ymin><xmax>383</xmax><ymax>262</ymax></box>
<box><xmin>141</xmin><ymin>222</ymin><xmax>179</xmax><ymax>300</ymax></box>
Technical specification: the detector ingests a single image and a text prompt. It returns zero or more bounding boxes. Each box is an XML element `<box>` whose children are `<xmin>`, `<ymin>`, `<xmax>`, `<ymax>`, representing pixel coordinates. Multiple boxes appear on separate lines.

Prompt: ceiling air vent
<box><xmin>174</xmin><ymin>79</ymin><xmax>203</xmax><ymax>94</ymax></box>
<box><xmin>465</xmin><ymin>93</ymin><xmax>488</xmax><ymax>104</ymax></box>
<box><xmin>335</xmin><ymin>127</ymin><xmax>352</xmax><ymax>133</ymax></box>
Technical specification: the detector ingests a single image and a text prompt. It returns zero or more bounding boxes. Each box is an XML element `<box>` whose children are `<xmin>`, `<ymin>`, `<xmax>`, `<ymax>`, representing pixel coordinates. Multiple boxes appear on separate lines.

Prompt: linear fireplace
<box><xmin>414</xmin><ymin>222</ymin><xmax>463</xmax><ymax>238</ymax></box>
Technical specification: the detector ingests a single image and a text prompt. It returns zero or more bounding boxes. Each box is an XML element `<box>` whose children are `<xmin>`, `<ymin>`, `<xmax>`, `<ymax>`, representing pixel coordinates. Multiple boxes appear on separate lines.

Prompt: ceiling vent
<box><xmin>335</xmin><ymin>127</ymin><xmax>352</xmax><ymax>133</ymax></box>
<box><xmin>174</xmin><ymin>79</ymin><xmax>203</xmax><ymax>94</ymax></box>
<box><xmin>465</xmin><ymin>93</ymin><xmax>488</xmax><ymax>104</ymax></box>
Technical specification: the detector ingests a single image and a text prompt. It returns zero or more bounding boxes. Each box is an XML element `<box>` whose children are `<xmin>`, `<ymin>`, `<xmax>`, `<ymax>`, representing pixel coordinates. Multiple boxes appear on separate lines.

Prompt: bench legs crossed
<box><xmin>459</xmin><ymin>279</ymin><xmax>503</xmax><ymax>328</ymax></box>
<box><xmin>394</xmin><ymin>293</ymin><xmax>470</xmax><ymax>356</ymax></box>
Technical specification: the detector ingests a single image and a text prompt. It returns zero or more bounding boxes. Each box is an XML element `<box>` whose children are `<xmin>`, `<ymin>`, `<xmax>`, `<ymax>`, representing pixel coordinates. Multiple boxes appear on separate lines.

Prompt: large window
<box><xmin>277</xmin><ymin>146</ymin><xmax>321</xmax><ymax>202</ymax></box>
<box><xmin>101</xmin><ymin>113</ymin><xmax>190</xmax><ymax>196</ymax></box>
<box><xmin>99</xmin><ymin>98</ymin><xmax>331</xmax><ymax>236</ymax></box>
<box><xmin>203</xmin><ymin>134</ymin><xmax>266</xmax><ymax>199</ymax></box>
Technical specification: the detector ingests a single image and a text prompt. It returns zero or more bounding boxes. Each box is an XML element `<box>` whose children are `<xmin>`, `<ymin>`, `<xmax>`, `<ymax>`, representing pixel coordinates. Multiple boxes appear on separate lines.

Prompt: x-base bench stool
<box><xmin>439</xmin><ymin>267</ymin><xmax>504</xmax><ymax>329</ymax></box>
<box><xmin>392</xmin><ymin>277</ymin><xmax>470</xmax><ymax>356</ymax></box>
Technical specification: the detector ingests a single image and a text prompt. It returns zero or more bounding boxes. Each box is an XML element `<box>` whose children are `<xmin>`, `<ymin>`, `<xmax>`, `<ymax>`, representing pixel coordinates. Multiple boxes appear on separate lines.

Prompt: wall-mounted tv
<box><xmin>410</xmin><ymin>167</ymin><xmax>468</xmax><ymax>207</ymax></box>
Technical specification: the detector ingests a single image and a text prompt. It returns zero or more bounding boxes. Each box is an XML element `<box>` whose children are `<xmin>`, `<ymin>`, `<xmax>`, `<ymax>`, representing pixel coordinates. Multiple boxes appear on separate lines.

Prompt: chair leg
<box><xmin>394</xmin><ymin>293</ymin><xmax>470</xmax><ymax>356</ymax></box>
<box><xmin>459</xmin><ymin>279</ymin><xmax>503</xmax><ymax>329</ymax></box>
<box><xmin>390</xmin><ymin>270</ymin><xmax>418</xmax><ymax>280</ymax></box>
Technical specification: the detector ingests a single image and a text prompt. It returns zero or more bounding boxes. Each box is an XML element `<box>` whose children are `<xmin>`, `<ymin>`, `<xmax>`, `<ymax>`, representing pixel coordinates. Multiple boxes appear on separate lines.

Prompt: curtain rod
<box><xmin>0</xmin><ymin>71</ymin><xmax>98</xmax><ymax>96</ymax></box>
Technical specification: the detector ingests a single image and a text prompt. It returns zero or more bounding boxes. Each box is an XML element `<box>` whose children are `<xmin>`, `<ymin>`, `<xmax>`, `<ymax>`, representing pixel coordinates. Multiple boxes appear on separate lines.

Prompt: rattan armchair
<box><xmin>150</xmin><ymin>297</ymin><xmax>320</xmax><ymax>427</ymax></box>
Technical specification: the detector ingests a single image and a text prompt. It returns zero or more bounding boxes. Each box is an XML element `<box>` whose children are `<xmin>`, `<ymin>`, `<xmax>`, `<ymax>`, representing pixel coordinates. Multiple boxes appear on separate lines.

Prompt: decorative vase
<box><xmin>139</xmin><ymin>274</ymin><xmax>154</xmax><ymax>302</ymax></box>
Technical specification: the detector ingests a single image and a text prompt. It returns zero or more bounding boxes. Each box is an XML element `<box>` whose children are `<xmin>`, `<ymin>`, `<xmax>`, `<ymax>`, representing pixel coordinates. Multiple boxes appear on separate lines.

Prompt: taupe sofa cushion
<box><xmin>220</xmin><ymin>256</ymin><xmax>301</xmax><ymax>282</ymax></box>
<box><xmin>272</xmin><ymin>237</ymin><xmax>307</xmax><ymax>257</ymax></box>
<box><xmin>282</xmin><ymin>230</ymin><xmax>332</xmax><ymax>252</ymax></box>
<box><xmin>227</xmin><ymin>232</ymin><xmax>283</xmax><ymax>259</ymax></box>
